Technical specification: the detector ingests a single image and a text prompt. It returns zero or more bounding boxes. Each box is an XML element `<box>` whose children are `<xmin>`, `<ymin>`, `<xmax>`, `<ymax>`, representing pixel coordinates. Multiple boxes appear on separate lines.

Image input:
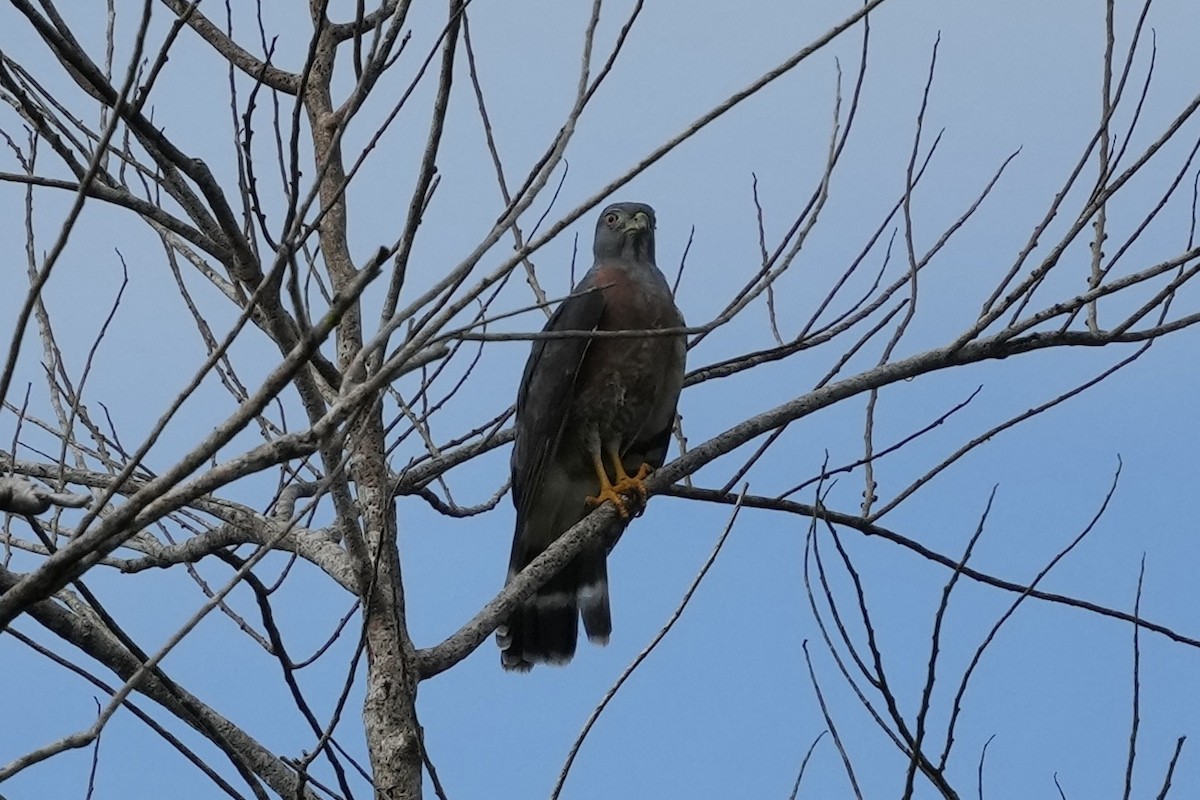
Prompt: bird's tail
<box><xmin>497</xmin><ymin>539</ymin><xmax>610</xmax><ymax>672</ymax></box>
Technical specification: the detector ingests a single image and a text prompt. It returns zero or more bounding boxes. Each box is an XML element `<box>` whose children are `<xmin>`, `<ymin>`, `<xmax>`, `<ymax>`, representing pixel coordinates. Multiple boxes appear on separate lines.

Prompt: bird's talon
<box><xmin>610</xmin><ymin>463</ymin><xmax>653</xmax><ymax>514</ymax></box>
<box><xmin>586</xmin><ymin>487</ymin><xmax>630</xmax><ymax>519</ymax></box>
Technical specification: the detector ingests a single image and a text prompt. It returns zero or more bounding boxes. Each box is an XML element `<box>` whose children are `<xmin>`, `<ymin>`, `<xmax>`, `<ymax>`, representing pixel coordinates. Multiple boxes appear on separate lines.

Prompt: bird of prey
<box><xmin>497</xmin><ymin>202</ymin><xmax>686</xmax><ymax>672</ymax></box>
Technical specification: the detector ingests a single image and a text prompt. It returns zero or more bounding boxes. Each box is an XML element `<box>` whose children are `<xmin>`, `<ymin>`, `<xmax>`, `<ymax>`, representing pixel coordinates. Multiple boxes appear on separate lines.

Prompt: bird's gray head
<box><xmin>593</xmin><ymin>202</ymin><xmax>656</xmax><ymax>264</ymax></box>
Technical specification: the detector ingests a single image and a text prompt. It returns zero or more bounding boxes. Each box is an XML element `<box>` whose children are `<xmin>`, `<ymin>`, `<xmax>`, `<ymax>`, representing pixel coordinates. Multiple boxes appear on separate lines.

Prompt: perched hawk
<box><xmin>497</xmin><ymin>202</ymin><xmax>686</xmax><ymax>671</ymax></box>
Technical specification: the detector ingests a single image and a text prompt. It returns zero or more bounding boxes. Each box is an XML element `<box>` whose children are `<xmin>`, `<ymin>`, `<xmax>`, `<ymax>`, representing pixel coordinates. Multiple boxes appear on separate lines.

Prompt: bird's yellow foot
<box><xmin>586</xmin><ymin>484</ymin><xmax>630</xmax><ymax>519</ymax></box>
<box><xmin>611</xmin><ymin>463</ymin><xmax>652</xmax><ymax>515</ymax></box>
<box><xmin>588</xmin><ymin>446</ymin><xmax>655</xmax><ymax>519</ymax></box>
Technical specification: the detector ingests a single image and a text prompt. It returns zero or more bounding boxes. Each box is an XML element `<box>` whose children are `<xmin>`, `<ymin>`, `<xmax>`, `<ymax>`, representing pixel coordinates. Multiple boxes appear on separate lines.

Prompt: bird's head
<box><xmin>593</xmin><ymin>202</ymin><xmax>656</xmax><ymax>264</ymax></box>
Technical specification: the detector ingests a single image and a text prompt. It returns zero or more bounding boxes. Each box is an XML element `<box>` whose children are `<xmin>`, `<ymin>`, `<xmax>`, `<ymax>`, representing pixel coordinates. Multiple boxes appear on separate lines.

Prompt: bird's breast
<box><xmin>566</xmin><ymin>262</ymin><xmax>684</xmax><ymax>449</ymax></box>
<box><xmin>589</xmin><ymin>264</ymin><xmax>678</xmax><ymax>330</ymax></box>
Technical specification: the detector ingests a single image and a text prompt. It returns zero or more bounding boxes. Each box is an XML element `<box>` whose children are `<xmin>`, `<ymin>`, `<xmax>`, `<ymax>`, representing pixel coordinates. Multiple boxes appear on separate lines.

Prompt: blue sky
<box><xmin>2</xmin><ymin>0</ymin><xmax>1200</xmax><ymax>798</ymax></box>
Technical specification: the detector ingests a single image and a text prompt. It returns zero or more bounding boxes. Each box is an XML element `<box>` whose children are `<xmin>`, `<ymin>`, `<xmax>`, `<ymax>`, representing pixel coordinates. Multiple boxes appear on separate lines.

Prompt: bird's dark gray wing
<box><xmin>509</xmin><ymin>282</ymin><xmax>606</xmax><ymax>525</ymax></box>
<box><xmin>500</xmin><ymin>282</ymin><xmax>608</xmax><ymax>671</ymax></box>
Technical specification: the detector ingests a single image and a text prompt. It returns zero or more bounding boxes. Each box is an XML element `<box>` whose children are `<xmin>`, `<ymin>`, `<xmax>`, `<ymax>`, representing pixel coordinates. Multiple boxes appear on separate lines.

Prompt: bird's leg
<box><xmin>606</xmin><ymin>442</ymin><xmax>652</xmax><ymax>514</ymax></box>
<box><xmin>585</xmin><ymin>443</ymin><xmax>630</xmax><ymax>519</ymax></box>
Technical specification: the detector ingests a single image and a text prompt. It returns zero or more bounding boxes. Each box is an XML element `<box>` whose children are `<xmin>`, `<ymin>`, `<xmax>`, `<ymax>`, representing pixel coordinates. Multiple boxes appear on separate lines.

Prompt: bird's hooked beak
<box><xmin>623</xmin><ymin>211</ymin><xmax>650</xmax><ymax>235</ymax></box>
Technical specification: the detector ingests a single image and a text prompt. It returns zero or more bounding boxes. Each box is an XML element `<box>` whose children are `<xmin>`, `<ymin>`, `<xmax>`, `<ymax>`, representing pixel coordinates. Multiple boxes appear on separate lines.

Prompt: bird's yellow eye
<box><xmin>604</xmin><ymin>212</ymin><xmax>619</xmax><ymax>226</ymax></box>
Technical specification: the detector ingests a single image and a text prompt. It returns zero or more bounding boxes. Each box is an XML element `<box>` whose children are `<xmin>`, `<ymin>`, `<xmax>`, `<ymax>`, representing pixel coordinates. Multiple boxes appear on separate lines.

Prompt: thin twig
<box><xmin>551</xmin><ymin>486</ymin><xmax>748</xmax><ymax>800</ymax></box>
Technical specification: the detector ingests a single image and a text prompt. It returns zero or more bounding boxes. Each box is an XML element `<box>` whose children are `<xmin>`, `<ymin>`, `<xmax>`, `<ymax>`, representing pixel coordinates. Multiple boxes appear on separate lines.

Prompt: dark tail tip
<box><xmin>497</xmin><ymin>590</ymin><xmax>579</xmax><ymax>671</ymax></box>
